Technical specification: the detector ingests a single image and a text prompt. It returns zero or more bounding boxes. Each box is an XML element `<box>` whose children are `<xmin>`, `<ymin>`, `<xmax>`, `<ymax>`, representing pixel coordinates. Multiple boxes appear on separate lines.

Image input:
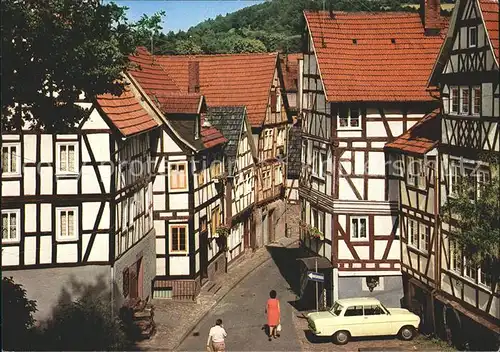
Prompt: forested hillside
<box><xmin>147</xmin><ymin>0</ymin><xmax>454</xmax><ymax>55</ymax></box>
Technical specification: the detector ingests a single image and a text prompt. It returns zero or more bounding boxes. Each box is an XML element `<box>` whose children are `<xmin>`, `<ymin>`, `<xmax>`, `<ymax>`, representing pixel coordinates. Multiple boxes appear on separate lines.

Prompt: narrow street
<box><xmin>179</xmin><ymin>244</ymin><xmax>304</xmax><ymax>351</ymax></box>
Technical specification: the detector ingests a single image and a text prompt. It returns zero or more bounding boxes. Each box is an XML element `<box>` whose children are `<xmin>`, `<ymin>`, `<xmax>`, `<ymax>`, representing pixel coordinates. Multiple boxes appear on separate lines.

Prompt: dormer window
<box><xmin>468</xmin><ymin>27</ymin><xmax>477</xmax><ymax>48</ymax></box>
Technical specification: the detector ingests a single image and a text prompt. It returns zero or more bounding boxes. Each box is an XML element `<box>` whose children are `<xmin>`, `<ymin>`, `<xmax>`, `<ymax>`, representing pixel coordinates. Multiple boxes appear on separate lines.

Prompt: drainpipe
<box><xmin>333</xmin><ymin>266</ymin><xmax>339</xmax><ymax>303</ymax></box>
<box><xmin>110</xmin><ymin>265</ymin><xmax>115</xmax><ymax>318</ymax></box>
<box><xmin>432</xmin><ymin>153</ymin><xmax>440</xmax><ymax>335</ymax></box>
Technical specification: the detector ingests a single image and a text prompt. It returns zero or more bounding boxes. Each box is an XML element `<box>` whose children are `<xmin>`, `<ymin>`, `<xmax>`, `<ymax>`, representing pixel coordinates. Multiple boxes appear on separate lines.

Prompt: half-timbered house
<box><xmin>127</xmin><ymin>48</ymin><xmax>228</xmax><ymax>299</ymax></box>
<box><xmin>385</xmin><ymin>109</ymin><xmax>441</xmax><ymax>334</ymax></box>
<box><xmin>156</xmin><ymin>53</ymin><xmax>290</xmax><ymax>248</ymax></box>
<box><xmin>206</xmin><ymin>106</ymin><xmax>257</xmax><ymax>263</ymax></box>
<box><xmin>300</xmin><ymin>2</ymin><xmax>447</xmax><ymax>306</ymax></box>
<box><xmin>423</xmin><ymin>0</ymin><xmax>498</xmax><ymax>347</ymax></box>
<box><xmin>1</xmin><ymin>74</ymin><xmax>160</xmax><ymax>319</ymax></box>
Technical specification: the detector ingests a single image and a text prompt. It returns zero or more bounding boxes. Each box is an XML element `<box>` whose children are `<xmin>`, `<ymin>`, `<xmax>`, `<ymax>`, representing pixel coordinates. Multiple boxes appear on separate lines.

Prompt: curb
<box><xmin>173</xmin><ymin>238</ymin><xmax>299</xmax><ymax>351</ymax></box>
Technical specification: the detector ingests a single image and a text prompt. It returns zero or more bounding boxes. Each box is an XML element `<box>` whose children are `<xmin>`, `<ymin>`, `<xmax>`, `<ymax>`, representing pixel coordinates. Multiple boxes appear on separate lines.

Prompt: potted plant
<box><xmin>308</xmin><ymin>226</ymin><xmax>324</xmax><ymax>240</ymax></box>
<box><xmin>215</xmin><ymin>224</ymin><xmax>230</xmax><ymax>238</ymax></box>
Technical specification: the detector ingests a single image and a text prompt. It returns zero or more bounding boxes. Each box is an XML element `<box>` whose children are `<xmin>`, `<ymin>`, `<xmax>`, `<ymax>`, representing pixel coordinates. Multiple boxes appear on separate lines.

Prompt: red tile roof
<box><xmin>129</xmin><ymin>48</ymin><xmax>226</xmax><ymax>149</ymax></box>
<box><xmin>304</xmin><ymin>11</ymin><xmax>448</xmax><ymax>102</ymax></box>
<box><xmin>155</xmin><ymin>93</ymin><xmax>202</xmax><ymax>114</ymax></box>
<box><xmin>96</xmin><ymin>85</ymin><xmax>158</xmax><ymax>137</ymax></box>
<box><xmin>156</xmin><ymin>53</ymin><xmax>279</xmax><ymax>128</ymax></box>
<box><xmin>478</xmin><ymin>0</ymin><xmax>499</xmax><ymax>64</ymax></box>
<box><xmin>200</xmin><ymin>113</ymin><xmax>228</xmax><ymax>148</ymax></box>
<box><xmin>385</xmin><ymin>109</ymin><xmax>440</xmax><ymax>155</ymax></box>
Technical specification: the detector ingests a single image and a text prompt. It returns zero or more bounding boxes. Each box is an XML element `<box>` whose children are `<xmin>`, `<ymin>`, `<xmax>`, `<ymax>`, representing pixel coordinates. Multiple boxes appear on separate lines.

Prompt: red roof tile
<box><xmin>156</xmin><ymin>53</ymin><xmax>278</xmax><ymax>128</ymax></box>
<box><xmin>304</xmin><ymin>11</ymin><xmax>448</xmax><ymax>102</ymax></box>
<box><xmin>155</xmin><ymin>93</ymin><xmax>202</xmax><ymax>114</ymax></box>
<box><xmin>478</xmin><ymin>0</ymin><xmax>499</xmax><ymax>64</ymax></box>
<box><xmin>200</xmin><ymin>113</ymin><xmax>227</xmax><ymax>148</ymax></box>
<box><xmin>129</xmin><ymin>48</ymin><xmax>226</xmax><ymax>149</ymax></box>
<box><xmin>385</xmin><ymin>109</ymin><xmax>440</xmax><ymax>155</ymax></box>
<box><xmin>96</xmin><ymin>85</ymin><xmax>158</xmax><ymax>137</ymax></box>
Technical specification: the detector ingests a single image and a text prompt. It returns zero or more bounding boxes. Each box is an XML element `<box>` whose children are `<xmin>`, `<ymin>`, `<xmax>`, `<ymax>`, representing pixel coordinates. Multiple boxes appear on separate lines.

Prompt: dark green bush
<box><xmin>42</xmin><ymin>297</ymin><xmax>130</xmax><ymax>351</ymax></box>
<box><xmin>2</xmin><ymin>276</ymin><xmax>38</xmax><ymax>350</ymax></box>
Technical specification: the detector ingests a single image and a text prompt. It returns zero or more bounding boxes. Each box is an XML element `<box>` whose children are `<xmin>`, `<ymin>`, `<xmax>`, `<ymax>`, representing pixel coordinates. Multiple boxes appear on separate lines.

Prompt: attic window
<box><xmin>352</xmin><ymin>39</ymin><xmax>357</xmax><ymax>44</ymax></box>
<box><xmin>391</xmin><ymin>38</ymin><xmax>396</xmax><ymax>44</ymax></box>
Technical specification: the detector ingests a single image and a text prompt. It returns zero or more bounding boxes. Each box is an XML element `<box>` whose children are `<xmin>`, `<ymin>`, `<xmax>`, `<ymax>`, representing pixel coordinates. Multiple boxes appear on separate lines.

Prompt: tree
<box><xmin>441</xmin><ymin>156</ymin><xmax>500</xmax><ymax>274</ymax></box>
<box><xmin>42</xmin><ymin>297</ymin><xmax>130</xmax><ymax>350</ymax></box>
<box><xmin>133</xmin><ymin>11</ymin><xmax>166</xmax><ymax>54</ymax></box>
<box><xmin>1</xmin><ymin>0</ymin><xmax>137</xmax><ymax>130</ymax></box>
<box><xmin>175</xmin><ymin>39</ymin><xmax>203</xmax><ymax>54</ymax></box>
<box><xmin>2</xmin><ymin>277</ymin><xmax>38</xmax><ymax>350</ymax></box>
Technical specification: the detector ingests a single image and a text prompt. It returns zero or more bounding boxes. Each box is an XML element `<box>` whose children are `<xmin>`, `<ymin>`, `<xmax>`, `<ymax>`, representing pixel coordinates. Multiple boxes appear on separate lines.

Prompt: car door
<box><xmin>342</xmin><ymin>305</ymin><xmax>365</xmax><ymax>336</ymax></box>
<box><xmin>362</xmin><ymin>305</ymin><xmax>393</xmax><ymax>336</ymax></box>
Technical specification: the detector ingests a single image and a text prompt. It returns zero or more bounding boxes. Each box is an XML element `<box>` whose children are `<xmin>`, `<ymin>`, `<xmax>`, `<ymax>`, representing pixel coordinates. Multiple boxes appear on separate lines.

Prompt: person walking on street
<box><xmin>207</xmin><ymin>318</ymin><xmax>227</xmax><ymax>352</ymax></box>
<box><xmin>266</xmin><ymin>290</ymin><xmax>281</xmax><ymax>341</ymax></box>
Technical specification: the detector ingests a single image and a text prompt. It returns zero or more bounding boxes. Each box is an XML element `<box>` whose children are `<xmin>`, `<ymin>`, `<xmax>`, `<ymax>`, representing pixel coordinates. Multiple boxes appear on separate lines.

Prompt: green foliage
<box><xmin>42</xmin><ymin>297</ymin><xmax>130</xmax><ymax>351</ymax></box>
<box><xmin>155</xmin><ymin>0</ymin><xmax>423</xmax><ymax>55</ymax></box>
<box><xmin>175</xmin><ymin>39</ymin><xmax>203</xmax><ymax>54</ymax></box>
<box><xmin>1</xmin><ymin>277</ymin><xmax>38</xmax><ymax>351</ymax></box>
<box><xmin>134</xmin><ymin>11</ymin><xmax>166</xmax><ymax>53</ymax></box>
<box><xmin>441</xmin><ymin>158</ymin><xmax>500</xmax><ymax>268</ymax></box>
<box><xmin>1</xmin><ymin>0</ymin><xmax>138</xmax><ymax>130</ymax></box>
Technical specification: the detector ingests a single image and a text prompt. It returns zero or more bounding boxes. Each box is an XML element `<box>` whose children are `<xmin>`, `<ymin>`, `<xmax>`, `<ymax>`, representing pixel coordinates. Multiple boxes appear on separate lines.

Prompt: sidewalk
<box><xmin>137</xmin><ymin>234</ymin><xmax>299</xmax><ymax>351</ymax></box>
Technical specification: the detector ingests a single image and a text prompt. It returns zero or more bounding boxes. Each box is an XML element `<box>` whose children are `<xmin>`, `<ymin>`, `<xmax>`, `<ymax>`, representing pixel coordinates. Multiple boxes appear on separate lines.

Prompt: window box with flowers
<box><xmin>299</xmin><ymin>220</ymin><xmax>325</xmax><ymax>240</ymax></box>
<box><xmin>214</xmin><ymin>224</ymin><xmax>231</xmax><ymax>251</ymax></box>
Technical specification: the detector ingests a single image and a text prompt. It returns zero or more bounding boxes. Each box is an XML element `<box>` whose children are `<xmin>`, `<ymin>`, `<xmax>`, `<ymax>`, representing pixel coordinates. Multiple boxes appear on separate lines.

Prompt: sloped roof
<box><xmin>206</xmin><ymin>106</ymin><xmax>247</xmax><ymax>173</ymax></box>
<box><xmin>478</xmin><ymin>0</ymin><xmax>499</xmax><ymax>64</ymax></box>
<box><xmin>385</xmin><ymin>109</ymin><xmax>440</xmax><ymax>155</ymax></box>
<box><xmin>287</xmin><ymin>124</ymin><xmax>302</xmax><ymax>179</ymax></box>
<box><xmin>96</xmin><ymin>85</ymin><xmax>158</xmax><ymax>137</ymax></box>
<box><xmin>128</xmin><ymin>48</ymin><xmax>226</xmax><ymax>150</ymax></box>
<box><xmin>201</xmin><ymin>113</ymin><xmax>228</xmax><ymax>149</ymax></box>
<box><xmin>304</xmin><ymin>11</ymin><xmax>448</xmax><ymax>102</ymax></box>
<box><xmin>156</xmin><ymin>53</ymin><xmax>279</xmax><ymax>128</ymax></box>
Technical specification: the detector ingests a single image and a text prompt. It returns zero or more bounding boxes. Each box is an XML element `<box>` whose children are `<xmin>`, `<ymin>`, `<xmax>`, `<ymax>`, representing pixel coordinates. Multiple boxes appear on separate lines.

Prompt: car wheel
<box><xmin>398</xmin><ymin>326</ymin><xmax>416</xmax><ymax>341</ymax></box>
<box><xmin>333</xmin><ymin>330</ymin><xmax>350</xmax><ymax>345</ymax></box>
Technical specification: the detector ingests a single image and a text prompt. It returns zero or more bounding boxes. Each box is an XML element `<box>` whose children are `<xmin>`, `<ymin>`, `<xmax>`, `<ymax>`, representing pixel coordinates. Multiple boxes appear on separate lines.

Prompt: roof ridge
<box><xmin>158</xmin><ymin>52</ymin><xmax>279</xmax><ymax>59</ymax></box>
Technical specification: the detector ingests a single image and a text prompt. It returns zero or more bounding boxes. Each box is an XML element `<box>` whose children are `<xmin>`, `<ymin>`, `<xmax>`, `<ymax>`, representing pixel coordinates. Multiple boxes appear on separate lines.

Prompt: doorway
<box><xmin>200</xmin><ymin>216</ymin><xmax>209</xmax><ymax>283</ymax></box>
<box><xmin>268</xmin><ymin>209</ymin><xmax>275</xmax><ymax>243</ymax></box>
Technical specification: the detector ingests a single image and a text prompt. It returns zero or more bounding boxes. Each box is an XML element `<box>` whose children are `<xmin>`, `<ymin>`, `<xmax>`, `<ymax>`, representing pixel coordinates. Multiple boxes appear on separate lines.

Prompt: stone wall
<box><xmin>207</xmin><ymin>252</ymin><xmax>226</xmax><ymax>282</ymax></box>
<box><xmin>113</xmin><ymin>228</ymin><xmax>156</xmax><ymax>307</ymax></box>
<box><xmin>338</xmin><ymin>275</ymin><xmax>404</xmax><ymax>307</ymax></box>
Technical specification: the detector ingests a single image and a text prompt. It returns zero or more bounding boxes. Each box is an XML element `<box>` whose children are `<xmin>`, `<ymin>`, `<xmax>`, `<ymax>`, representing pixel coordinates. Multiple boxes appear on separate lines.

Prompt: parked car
<box><xmin>307</xmin><ymin>297</ymin><xmax>420</xmax><ymax>345</ymax></box>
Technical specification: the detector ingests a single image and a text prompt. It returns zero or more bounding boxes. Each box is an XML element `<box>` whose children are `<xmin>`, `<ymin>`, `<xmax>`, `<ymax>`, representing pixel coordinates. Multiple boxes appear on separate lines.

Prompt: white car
<box><xmin>307</xmin><ymin>297</ymin><xmax>420</xmax><ymax>345</ymax></box>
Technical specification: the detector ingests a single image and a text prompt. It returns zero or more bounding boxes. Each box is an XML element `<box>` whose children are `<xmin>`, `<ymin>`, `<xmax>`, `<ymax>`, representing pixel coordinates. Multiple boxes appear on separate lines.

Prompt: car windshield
<box><xmin>330</xmin><ymin>302</ymin><xmax>343</xmax><ymax>316</ymax></box>
<box><xmin>380</xmin><ymin>303</ymin><xmax>390</xmax><ymax>314</ymax></box>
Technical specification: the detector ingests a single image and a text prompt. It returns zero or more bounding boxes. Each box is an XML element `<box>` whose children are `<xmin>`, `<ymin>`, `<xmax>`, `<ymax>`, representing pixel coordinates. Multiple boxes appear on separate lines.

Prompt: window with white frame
<box><xmin>419</xmin><ymin>223</ymin><xmax>430</xmax><ymax>252</ymax></box>
<box><xmin>275</xmin><ymin>165</ymin><xmax>283</xmax><ymax>185</ymax></box>
<box><xmin>460</xmin><ymin>87</ymin><xmax>470</xmax><ymax>115</ymax></box>
<box><xmin>169</xmin><ymin>162</ymin><xmax>187</xmax><ymax>190</ymax></box>
<box><xmin>56</xmin><ymin>207</ymin><xmax>78</xmax><ymax>241</ymax></box>
<box><xmin>479</xmin><ymin>262</ymin><xmax>493</xmax><ymax>288</ymax></box>
<box><xmin>263</xmin><ymin>129</ymin><xmax>273</xmax><ymax>150</ymax></box>
<box><xmin>2</xmin><ymin>210</ymin><xmax>20</xmax><ymax>243</ymax></box>
<box><xmin>450</xmin><ymin>86</ymin><xmax>459</xmax><ymax>114</ymax></box>
<box><xmin>277</xmin><ymin>128</ymin><xmax>285</xmax><ymax>146</ymax></box>
<box><xmin>449</xmin><ymin>240</ymin><xmax>462</xmax><ymax>273</ymax></box>
<box><xmin>351</xmin><ymin>217</ymin><xmax>367</xmax><ymax>240</ymax></box>
<box><xmin>472</xmin><ymin>86</ymin><xmax>481</xmax><ymax>116</ymax></box>
<box><xmin>468</xmin><ymin>26</ymin><xmax>477</xmax><ymax>48</ymax></box>
<box><xmin>57</xmin><ymin>143</ymin><xmax>78</xmax><ymax>174</ymax></box>
<box><xmin>1</xmin><ymin>144</ymin><xmax>20</xmax><ymax>176</ymax></box>
<box><xmin>464</xmin><ymin>257</ymin><xmax>477</xmax><ymax>281</ymax></box>
<box><xmin>408</xmin><ymin>219</ymin><xmax>418</xmax><ymax>248</ymax></box>
<box><xmin>263</xmin><ymin>170</ymin><xmax>271</xmax><ymax>189</ymax></box>
<box><xmin>338</xmin><ymin>106</ymin><xmax>360</xmax><ymax>129</ymax></box>
<box><xmin>170</xmin><ymin>224</ymin><xmax>188</xmax><ymax>253</ymax></box>
<box><xmin>311</xmin><ymin>208</ymin><xmax>325</xmax><ymax>234</ymax></box>
<box><xmin>312</xmin><ymin>149</ymin><xmax>326</xmax><ymax>178</ymax></box>
<box><xmin>450</xmin><ymin>159</ymin><xmax>490</xmax><ymax>200</ymax></box>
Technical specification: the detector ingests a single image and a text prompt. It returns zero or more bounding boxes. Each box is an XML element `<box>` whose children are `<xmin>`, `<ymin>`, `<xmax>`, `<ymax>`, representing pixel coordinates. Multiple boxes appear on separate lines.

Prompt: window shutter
<box><xmin>271</xmin><ymin>92</ymin><xmax>277</xmax><ymax>113</ymax></box>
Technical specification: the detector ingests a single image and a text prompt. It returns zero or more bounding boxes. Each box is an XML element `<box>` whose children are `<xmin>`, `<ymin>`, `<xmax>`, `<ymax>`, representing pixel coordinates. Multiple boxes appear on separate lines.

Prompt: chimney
<box><xmin>421</xmin><ymin>0</ymin><xmax>441</xmax><ymax>35</ymax></box>
<box><xmin>188</xmin><ymin>61</ymin><xmax>200</xmax><ymax>93</ymax></box>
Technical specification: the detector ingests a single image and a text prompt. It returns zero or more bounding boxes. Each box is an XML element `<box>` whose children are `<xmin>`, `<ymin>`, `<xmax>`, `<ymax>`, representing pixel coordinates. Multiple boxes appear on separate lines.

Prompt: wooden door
<box><xmin>200</xmin><ymin>220</ymin><xmax>209</xmax><ymax>279</ymax></box>
<box><xmin>244</xmin><ymin>218</ymin><xmax>250</xmax><ymax>248</ymax></box>
<box><xmin>269</xmin><ymin>209</ymin><xmax>275</xmax><ymax>243</ymax></box>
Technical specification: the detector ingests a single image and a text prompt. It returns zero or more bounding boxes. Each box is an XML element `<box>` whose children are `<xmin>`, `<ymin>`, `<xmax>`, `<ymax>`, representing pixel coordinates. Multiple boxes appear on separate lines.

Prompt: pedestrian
<box><xmin>207</xmin><ymin>318</ymin><xmax>227</xmax><ymax>352</ymax></box>
<box><xmin>265</xmin><ymin>290</ymin><xmax>281</xmax><ymax>341</ymax></box>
